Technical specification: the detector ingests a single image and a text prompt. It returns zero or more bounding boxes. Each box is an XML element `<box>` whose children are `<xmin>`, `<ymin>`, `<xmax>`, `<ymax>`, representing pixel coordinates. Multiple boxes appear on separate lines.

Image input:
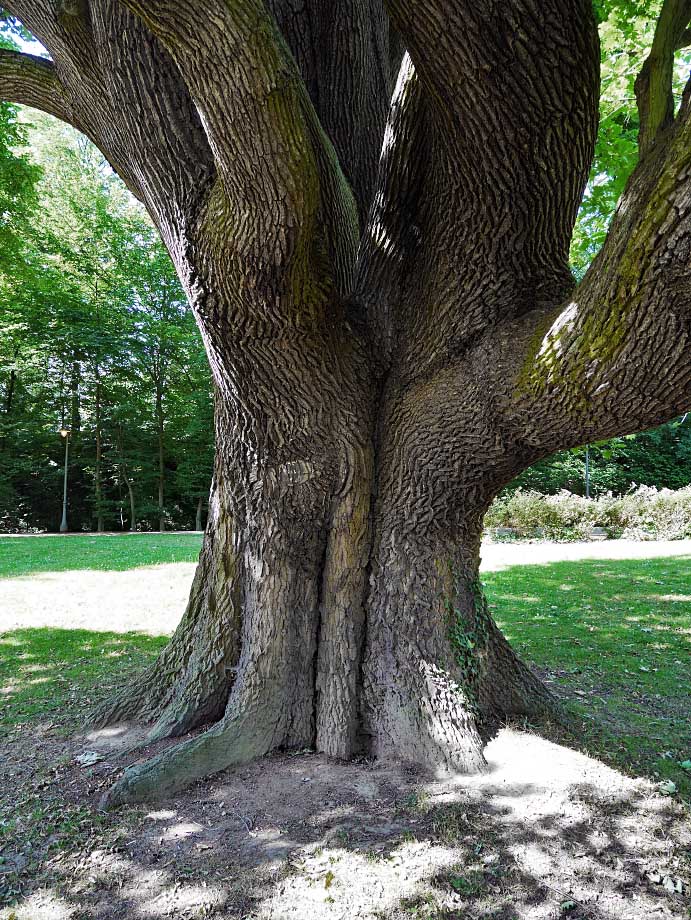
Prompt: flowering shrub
<box><xmin>485</xmin><ymin>486</ymin><xmax>691</xmax><ymax>541</ymax></box>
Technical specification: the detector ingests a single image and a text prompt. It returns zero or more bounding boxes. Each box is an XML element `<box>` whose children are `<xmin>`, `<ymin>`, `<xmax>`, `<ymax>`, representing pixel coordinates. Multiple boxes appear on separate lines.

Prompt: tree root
<box><xmin>101</xmin><ymin>711</ymin><xmax>273</xmax><ymax>808</ymax></box>
<box><xmin>478</xmin><ymin>618</ymin><xmax>564</xmax><ymax>734</ymax></box>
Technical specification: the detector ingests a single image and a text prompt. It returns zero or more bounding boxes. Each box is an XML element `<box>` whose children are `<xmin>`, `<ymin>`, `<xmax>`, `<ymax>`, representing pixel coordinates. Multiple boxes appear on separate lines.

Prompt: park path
<box><xmin>0</xmin><ymin>539</ymin><xmax>689</xmax><ymax>637</ymax></box>
<box><xmin>480</xmin><ymin>537</ymin><xmax>691</xmax><ymax>571</ymax></box>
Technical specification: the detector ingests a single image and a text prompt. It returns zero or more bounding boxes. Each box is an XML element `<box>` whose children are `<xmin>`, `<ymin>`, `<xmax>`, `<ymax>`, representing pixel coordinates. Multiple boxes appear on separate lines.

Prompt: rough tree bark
<box><xmin>1</xmin><ymin>0</ymin><xmax>689</xmax><ymax>805</ymax></box>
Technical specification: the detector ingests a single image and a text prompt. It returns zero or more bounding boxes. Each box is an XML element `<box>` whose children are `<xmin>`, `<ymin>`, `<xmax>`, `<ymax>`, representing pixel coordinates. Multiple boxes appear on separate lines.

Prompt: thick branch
<box><xmin>383</xmin><ymin>0</ymin><xmax>599</xmax><ymax>219</ymax></box>
<box><xmin>266</xmin><ymin>0</ymin><xmax>393</xmax><ymax>227</ymax></box>
<box><xmin>358</xmin><ymin>0</ymin><xmax>600</xmax><ymax>379</ymax></box>
<box><xmin>510</xmin><ymin>90</ymin><xmax>691</xmax><ymax>454</ymax></box>
<box><xmin>355</xmin><ymin>54</ymin><xmax>430</xmax><ymax>368</ymax></box>
<box><xmin>120</xmin><ymin>0</ymin><xmax>359</xmax><ymax>309</ymax></box>
<box><xmin>635</xmin><ymin>0</ymin><xmax>691</xmax><ymax>157</ymax></box>
<box><xmin>0</xmin><ymin>48</ymin><xmax>74</xmax><ymax>124</ymax></box>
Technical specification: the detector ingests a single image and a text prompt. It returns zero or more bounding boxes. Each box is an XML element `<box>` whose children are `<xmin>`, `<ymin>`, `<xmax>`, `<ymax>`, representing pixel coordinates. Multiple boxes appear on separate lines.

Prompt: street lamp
<box><xmin>59</xmin><ymin>428</ymin><xmax>70</xmax><ymax>533</ymax></box>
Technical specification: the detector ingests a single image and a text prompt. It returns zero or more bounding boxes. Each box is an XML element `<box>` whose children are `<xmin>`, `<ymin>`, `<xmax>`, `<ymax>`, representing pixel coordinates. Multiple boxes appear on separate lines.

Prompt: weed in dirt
<box><xmin>428</xmin><ymin>805</ymin><xmax>471</xmax><ymax>845</ymax></box>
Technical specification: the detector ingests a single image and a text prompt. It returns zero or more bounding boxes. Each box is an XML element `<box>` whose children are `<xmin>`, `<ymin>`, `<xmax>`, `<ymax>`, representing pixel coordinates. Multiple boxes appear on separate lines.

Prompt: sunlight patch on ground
<box><xmin>2</xmin><ymin>890</ymin><xmax>75</xmax><ymax>919</ymax></box>
<box><xmin>245</xmin><ymin>732</ymin><xmax>690</xmax><ymax>919</ymax></box>
<box><xmin>0</xmin><ymin>563</ymin><xmax>197</xmax><ymax>636</ymax></box>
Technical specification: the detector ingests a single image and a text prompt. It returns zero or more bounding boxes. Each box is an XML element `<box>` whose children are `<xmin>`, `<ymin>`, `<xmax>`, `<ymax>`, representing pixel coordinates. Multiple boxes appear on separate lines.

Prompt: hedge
<box><xmin>484</xmin><ymin>485</ymin><xmax>691</xmax><ymax>542</ymax></box>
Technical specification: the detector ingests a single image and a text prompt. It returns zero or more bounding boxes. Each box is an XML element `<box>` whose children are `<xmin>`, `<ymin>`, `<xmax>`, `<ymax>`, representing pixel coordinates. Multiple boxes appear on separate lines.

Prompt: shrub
<box><xmin>484</xmin><ymin>486</ymin><xmax>691</xmax><ymax>542</ymax></box>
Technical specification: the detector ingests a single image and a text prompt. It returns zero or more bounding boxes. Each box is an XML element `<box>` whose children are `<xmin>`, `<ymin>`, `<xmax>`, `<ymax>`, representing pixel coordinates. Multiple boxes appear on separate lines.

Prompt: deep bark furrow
<box><xmin>315</xmin><ymin>443</ymin><xmax>373</xmax><ymax>757</ymax></box>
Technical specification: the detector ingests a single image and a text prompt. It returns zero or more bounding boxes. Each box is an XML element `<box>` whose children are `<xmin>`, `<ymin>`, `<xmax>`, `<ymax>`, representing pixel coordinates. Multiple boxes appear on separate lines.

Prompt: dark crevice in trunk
<box><xmin>310</xmin><ymin>531</ymin><xmax>332</xmax><ymax>750</ymax></box>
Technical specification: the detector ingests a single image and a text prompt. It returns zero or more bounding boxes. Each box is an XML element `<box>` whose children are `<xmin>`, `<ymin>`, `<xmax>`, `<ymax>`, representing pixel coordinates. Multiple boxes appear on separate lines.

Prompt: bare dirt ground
<box><xmin>1</xmin><ymin>541</ymin><xmax>690</xmax><ymax>919</ymax></box>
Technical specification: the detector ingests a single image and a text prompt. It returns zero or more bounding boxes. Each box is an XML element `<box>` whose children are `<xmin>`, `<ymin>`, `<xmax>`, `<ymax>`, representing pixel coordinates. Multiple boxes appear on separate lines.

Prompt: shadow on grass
<box><xmin>0</xmin><ymin>533</ymin><xmax>203</xmax><ymax>579</ymax></box>
<box><xmin>484</xmin><ymin>554</ymin><xmax>691</xmax><ymax>799</ymax></box>
<box><xmin>0</xmin><ymin>627</ymin><xmax>168</xmax><ymax>728</ymax></box>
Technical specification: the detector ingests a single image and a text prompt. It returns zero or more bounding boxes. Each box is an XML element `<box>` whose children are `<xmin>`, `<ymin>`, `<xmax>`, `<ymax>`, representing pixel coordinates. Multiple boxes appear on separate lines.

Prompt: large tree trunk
<box><xmin>94</xmin><ymin>325</ymin><xmax>554</xmax><ymax>806</ymax></box>
<box><xmin>362</xmin><ymin>455</ymin><xmax>551</xmax><ymax>772</ymax></box>
<box><xmin>4</xmin><ymin>0</ymin><xmax>690</xmax><ymax>808</ymax></box>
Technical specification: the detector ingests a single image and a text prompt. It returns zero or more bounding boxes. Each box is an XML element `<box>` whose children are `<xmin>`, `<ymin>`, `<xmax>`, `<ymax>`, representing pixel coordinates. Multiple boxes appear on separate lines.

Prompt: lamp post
<box><xmin>59</xmin><ymin>428</ymin><xmax>70</xmax><ymax>533</ymax></box>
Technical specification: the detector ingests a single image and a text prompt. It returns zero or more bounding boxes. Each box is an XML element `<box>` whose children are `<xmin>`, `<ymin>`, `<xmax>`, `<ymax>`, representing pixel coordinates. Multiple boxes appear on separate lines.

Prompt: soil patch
<box><xmin>1</xmin><ymin>727</ymin><xmax>690</xmax><ymax>919</ymax></box>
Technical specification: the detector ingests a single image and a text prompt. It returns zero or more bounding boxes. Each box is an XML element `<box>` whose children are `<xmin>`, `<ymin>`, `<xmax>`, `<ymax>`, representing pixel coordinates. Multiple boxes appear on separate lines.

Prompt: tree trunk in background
<box><xmin>94</xmin><ymin>368</ymin><xmax>104</xmax><ymax>532</ymax></box>
<box><xmin>1</xmin><ymin>365</ymin><xmax>17</xmax><ymax>451</ymax></box>
<box><xmin>195</xmin><ymin>496</ymin><xmax>203</xmax><ymax>532</ymax></box>
<box><xmin>4</xmin><ymin>368</ymin><xmax>16</xmax><ymax>416</ymax></box>
<box><xmin>156</xmin><ymin>383</ymin><xmax>165</xmax><ymax>532</ymax></box>
<box><xmin>69</xmin><ymin>360</ymin><xmax>80</xmax><ymax>438</ymax></box>
<box><xmin>127</xmin><ymin>480</ymin><xmax>136</xmax><ymax>532</ymax></box>
<box><xmin>116</xmin><ymin>426</ymin><xmax>136</xmax><ymax>531</ymax></box>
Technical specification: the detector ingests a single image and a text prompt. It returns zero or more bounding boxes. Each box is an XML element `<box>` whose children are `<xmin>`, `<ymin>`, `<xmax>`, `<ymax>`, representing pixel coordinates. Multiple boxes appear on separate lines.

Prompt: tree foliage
<box><xmin>0</xmin><ymin>113</ymin><xmax>213</xmax><ymax>532</ymax></box>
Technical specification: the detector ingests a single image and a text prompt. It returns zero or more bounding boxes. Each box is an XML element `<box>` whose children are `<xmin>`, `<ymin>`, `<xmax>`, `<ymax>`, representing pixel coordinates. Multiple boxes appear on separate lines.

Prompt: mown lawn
<box><xmin>0</xmin><ymin>532</ymin><xmax>203</xmax><ymax>578</ymax></box>
<box><xmin>0</xmin><ymin>537</ymin><xmax>689</xmax><ymax>800</ymax></box>
<box><xmin>484</xmin><ymin>554</ymin><xmax>691</xmax><ymax>800</ymax></box>
<box><xmin>0</xmin><ymin>627</ymin><xmax>168</xmax><ymax>732</ymax></box>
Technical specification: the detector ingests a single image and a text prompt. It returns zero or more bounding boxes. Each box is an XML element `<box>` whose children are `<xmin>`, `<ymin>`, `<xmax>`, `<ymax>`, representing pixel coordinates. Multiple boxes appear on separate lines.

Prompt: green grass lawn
<box><xmin>0</xmin><ymin>628</ymin><xmax>168</xmax><ymax>732</ymax></box>
<box><xmin>0</xmin><ymin>532</ymin><xmax>203</xmax><ymax>578</ymax></box>
<box><xmin>0</xmin><ymin>536</ymin><xmax>689</xmax><ymax>801</ymax></box>
<box><xmin>484</xmin><ymin>554</ymin><xmax>691</xmax><ymax>800</ymax></box>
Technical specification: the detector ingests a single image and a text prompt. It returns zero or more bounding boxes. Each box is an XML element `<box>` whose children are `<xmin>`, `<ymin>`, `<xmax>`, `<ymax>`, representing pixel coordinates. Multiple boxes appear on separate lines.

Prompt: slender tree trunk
<box><xmin>195</xmin><ymin>495</ymin><xmax>203</xmax><ymax>532</ymax></box>
<box><xmin>156</xmin><ymin>383</ymin><xmax>165</xmax><ymax>532</ymax></box>
<box><xmin>0</xmin><ymin>365</ymin><xmax>17</xmax><ymax>452</ymax></box>
<box><xmin>127</xmin><ymin>479</ymin><xmax>136</xmax><ymax>532</ymax></box>
<box><xmin>116</xmin><ymin>426</ymin><xmax>136</xmax><ymax>531</ymax></box>
<box><xmin>94</xmin><ymin>366</ymin><xmax>104</xmax><ymax>532</ymax></box>
<box><xmin>70</xmin><ymin>360</ymin><xmax>81</xmax><ymax>437</ymax></box>
<box><xmin>4</xmin><ymin>368</ymin><xmax>16</xmax><ymax>416</ymax></box>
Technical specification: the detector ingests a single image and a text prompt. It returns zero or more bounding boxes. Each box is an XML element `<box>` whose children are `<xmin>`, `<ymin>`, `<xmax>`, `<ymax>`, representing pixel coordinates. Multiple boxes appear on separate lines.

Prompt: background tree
<box><xmin>1</xmin><ymin>0</ymin><xmax>689</xmax><ymax>808</ymax></box>
<box><xmin>0</xmin><ymin>111</ymin><xmax>214</xmax><ymax>532</ymax></box>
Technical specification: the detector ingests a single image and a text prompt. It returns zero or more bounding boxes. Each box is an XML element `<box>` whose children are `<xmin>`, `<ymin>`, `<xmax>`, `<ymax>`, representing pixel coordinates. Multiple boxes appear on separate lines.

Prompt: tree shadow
<box><xmin>3</xmin><ymin>733</ymin><xmax>689</xmax><ymax>919</ymax></box>
<box><xmin>0</xmin><ymin>627</ymin><xmax>166</xmax><ymax>728</ymax></box>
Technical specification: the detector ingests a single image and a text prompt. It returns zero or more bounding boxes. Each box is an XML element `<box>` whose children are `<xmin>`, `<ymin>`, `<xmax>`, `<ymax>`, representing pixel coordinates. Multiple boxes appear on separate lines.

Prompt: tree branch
<box><xmin>0</xmin><ymin>48</ymin><xmax>74</xmax><ymax>124</ymax></box>
<box><xmin>357</xmin><ymin>0</ymin><xmax>600</xmax><ymax>376</ymax></box>
<box><xmin>119</xmin><ymin>0</ymin><xmax>359</xmax><ymax>310</ymax></box>
<box><xmin>266</xmin><ymin>0</ymin><xmax>393</xmax><ymax>228</ymax></box>
<box><xmin>635</xmin><ymin>0</ymin><xmax>691</xmax><ymax>157</ymax></box>
<box><xmin>511</xmin><ymin>91</ymin><xmax>691</xmax><ymax>455</ymax></box>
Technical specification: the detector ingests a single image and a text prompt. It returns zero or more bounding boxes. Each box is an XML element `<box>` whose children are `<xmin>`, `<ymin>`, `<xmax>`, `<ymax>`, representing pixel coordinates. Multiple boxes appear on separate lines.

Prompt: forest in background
<box><xmin>0</xmin><ymin>34</ymin><xmax>213</xmax><ymax>532</ymax></box>
<box><xmin>0</xmin><ymin>3</ymin><xmax>690</xmax><ymax>534</ymax></box>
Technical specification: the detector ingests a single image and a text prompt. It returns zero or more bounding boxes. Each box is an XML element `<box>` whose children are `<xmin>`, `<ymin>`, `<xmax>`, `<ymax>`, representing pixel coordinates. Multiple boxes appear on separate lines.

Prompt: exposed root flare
<box><xmin>89</xmin><ymin>499</ymin><xmax>242</xmax><ymax>746</ymax></box>
<box><xmin>101</xmin><ymin>712</ymin><xmax>272</xmax><ymax>808</ymax></box>
<box><xmin>478</xmin><ymin>619</ymin><xmax>563</xmax><ymax>734</ymax></box>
